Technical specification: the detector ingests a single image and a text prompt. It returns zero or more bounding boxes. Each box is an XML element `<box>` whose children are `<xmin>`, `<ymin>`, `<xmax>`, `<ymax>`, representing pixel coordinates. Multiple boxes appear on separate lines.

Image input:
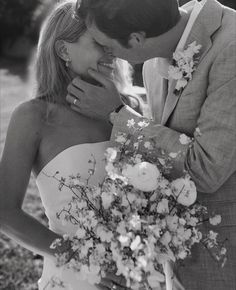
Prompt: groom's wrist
<box><xmin>109</xmin><ymin>104</ymin><xmax>125</xmax><ymax>124</ymax></box>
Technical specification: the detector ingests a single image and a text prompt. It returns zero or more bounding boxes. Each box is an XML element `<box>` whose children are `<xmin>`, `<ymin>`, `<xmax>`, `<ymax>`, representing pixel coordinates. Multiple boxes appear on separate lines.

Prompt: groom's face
<box><xmin>87</xmin><ymin>22</ymin><xmax>146</xmax><ymax>65</ymax></box>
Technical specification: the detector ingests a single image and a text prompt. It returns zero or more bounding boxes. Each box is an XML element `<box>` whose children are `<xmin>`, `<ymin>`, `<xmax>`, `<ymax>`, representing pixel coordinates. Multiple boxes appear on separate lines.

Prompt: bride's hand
<box><xmin>66</xmin><ymin>69</ymin><xmax>123</xmax><ymax>121</ymax></box>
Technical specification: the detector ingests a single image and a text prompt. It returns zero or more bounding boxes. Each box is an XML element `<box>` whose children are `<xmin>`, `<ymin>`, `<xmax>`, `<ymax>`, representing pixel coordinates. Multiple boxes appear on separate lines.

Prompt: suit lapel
<box><xmin>161</xmin><ymin>0</ymin><xmax>223</xmax><ymax>126</ymax></box>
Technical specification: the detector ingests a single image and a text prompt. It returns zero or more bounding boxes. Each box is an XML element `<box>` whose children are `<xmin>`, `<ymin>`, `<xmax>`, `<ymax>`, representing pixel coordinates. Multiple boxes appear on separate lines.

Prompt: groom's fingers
<box><xmin>71</xmin><ymin>76</ymin><xmax>92</xmax><ymax>92</ymax></box>
<box><xmin>88</xmin><ymin>68</ymin><xmax>113</xmax><ymax>88</ymax></box>
<box><xmin>67</xmin><ymin>82</ymin><xmax>84</xmax><ymax>98</ymax></box>
<box><xmin>104</xmin><ymin>273</ymin><xmax>127</xmax><ymax>287</ymax></box>
<box><xmin>99</xmin><ymin>277</ymin><xmax>127</xmax><ymax>290</ymax></box>
<box><xmin>66</xmin><ymin>95</ymin><xmax>81</xmax><ymax>109</ymax></box>
<box><xmin>95</xmin><ymin>284</ymin><xmax>109</xmax><ymax>290</ymax></box>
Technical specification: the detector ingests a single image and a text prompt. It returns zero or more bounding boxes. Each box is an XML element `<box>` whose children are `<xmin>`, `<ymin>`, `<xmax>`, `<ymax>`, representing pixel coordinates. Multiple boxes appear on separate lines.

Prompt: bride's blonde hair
<box><xmin>36</xmin><ymin>0</ymin><xmax>134</xmax><ymax>104</ymax></box>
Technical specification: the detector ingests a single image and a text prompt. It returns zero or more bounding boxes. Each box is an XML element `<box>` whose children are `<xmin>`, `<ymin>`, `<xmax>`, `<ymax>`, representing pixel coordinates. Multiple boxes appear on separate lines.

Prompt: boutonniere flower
<box><xmin>168</xmin><ymin>41</ymin><xmax>202</xmax><ymax>95</ymax></box>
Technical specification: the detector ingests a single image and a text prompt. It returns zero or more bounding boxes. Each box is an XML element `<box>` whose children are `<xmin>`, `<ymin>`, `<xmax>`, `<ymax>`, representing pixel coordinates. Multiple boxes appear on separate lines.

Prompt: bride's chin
<box><xmin>98</xmin><ymin>65</ymin><xmax>114</xmax><ymax>78</ymax></box>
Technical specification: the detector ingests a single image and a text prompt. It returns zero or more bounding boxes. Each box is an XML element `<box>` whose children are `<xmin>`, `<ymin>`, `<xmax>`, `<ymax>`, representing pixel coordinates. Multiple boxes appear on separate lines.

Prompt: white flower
<box><xmin>195</xmin><ymin>127</ymin><xmax>202</xmax><ymax>137</ymax></box>
<box><xmin>134</xmin><ymin>154</ymin><xmax>142</xmax><ymax>164</ymax></box>
<box><xmin>168</xmin><ymin>66</ymin><xmax>183</xmax><ymax>80</ymax></box>
<box><xmin>127</xmin><ymin>119</ymin><xmax>135</xmax><ymax>128</ymax></box>
<box><xmin>130</xmin><ymin>235</ymin><xmax>141</xmax><ymax>251</ymax></box>
<box><xmin>122</xmin><ymin>162</ymin><xmax>160</xmax><ymax>192</ymax></box>
<box><xmin>160</xmin><ymin>231</ymin><xmax>172</xmax><ymax>245</ymax></box>
<box><xmin>166</xmin><ymin>215</ymin><xmax>179</xmax><ymax>232</ymax></box>
<box><xmin>209</xmin><ymin>215</ymin><xmax>222</xmax><ymax>226</ymax></box>
<box><xmin>138</xmin><ymin>120</ymin><xmax>149</xmax><ymax>128</ymax></box>
<box><xmin>156</xmin><ymin>198</ymin><xmax>169</xmax><ymax>214</ymax></box>
<box><xmin>76</xmin><ymin>228</ymin><xmax>86</xmax><ymax>239</ymax></box>
<box><xmin>119</xmin><ymin>235</ymin><xmax>130</xmax><ymax>246</ymax></box>
<box><xmin>179</xmin><ymin>134</ymin><xmax>192</xmax><ymax>145</ymax></box>
<box><xmin>176</xmin><ymin>78</ymin><xmax>188</xmax><ymax>91</ymax></box>
<box><xmin>129</xmin><ymin>214</ymin><xmax>141</xmax><ymax>230</ymax></box>
<box><xmin>144</xmin><ymin>141</ymin><xmax>151</xmax><ymax>149</ymax></box>
<box><xmin>96</xmin><ymin>226</ymin><xmax>113</xmax><ymax>242</ymax></box>
<box><xmin>105</xmin><ymin>148</ymin><xmax>118</xmax><ymax>162</ymax></box>
<box><xmin>178</xmin><ymin>250</ymin><xmax>188</xmax><ymax>259</ymax></box>
<box><xmin>169</xmin><ymin>152</ymin><xmax>178</xmax><ymax>158</ymax></box>
<box><xmin>220</xmin><ymin>247</ymin><xmax>227</xmax><ymax>255</ymax></box>
<box><xmin>208</xmin><ymin>230</ymin><xmax>218</xmax><ymax>243</ymax></box>
<box><xmin>115</xmin><ymin>134</ymin><xmax>127</xmax><ymax>144</ymax></box>
<box><xmin>101</xmin><ymin>192</ymin><xmax>114</xmax><ymax>209</ymax></box>
<box><xmin>171</xmin><ymin>176</ymin><xmax>197</xmax><ymax>206</ymax></box>
<box><xmin>137</xmin><ymin>256</ymin><xmax>147</xmax><ymax>268</ymax></box>
<box><xmin>188</xmin><ymin>41</ymin><xmax>202</xmax><ymax>54</ymax></box>
<box><xmin>169</xmin><ymin>41</ymin><xmax>202</xmax><ymax>94</ymax></box>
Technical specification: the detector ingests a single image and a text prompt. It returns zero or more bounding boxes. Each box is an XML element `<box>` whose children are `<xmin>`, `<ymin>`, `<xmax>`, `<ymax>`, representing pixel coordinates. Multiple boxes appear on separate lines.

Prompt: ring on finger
<box><xmin>73</xmin><ymin>98</ymin><xmax>78</xmax><ymax>105</ymax></box>
<box><xmin>111</xmin><ymin>283</ymin><xmax>117</xmax><ymax>290</ymax></box>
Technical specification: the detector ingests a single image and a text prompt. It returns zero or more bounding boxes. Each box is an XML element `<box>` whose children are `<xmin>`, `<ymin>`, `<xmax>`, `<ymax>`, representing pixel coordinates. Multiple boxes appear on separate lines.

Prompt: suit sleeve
<box><xmin>111</xmin><ymin>40</ymin><xmax>236</xmax><ymax>193</ymax></box>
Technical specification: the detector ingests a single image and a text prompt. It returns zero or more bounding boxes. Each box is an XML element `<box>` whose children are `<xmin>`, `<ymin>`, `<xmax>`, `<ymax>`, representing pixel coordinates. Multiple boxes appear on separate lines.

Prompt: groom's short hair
<box><xmin>77</xmin><ymin>0</ymin><xmax>180</xmax><ymax>47</ymax></box>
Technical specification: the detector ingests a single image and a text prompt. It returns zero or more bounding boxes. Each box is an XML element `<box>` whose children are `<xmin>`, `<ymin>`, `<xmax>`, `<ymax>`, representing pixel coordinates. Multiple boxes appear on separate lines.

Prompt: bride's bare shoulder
<box><xmin>10</xmin><ymin>98</ymin><xmax>48</xmax><ymax>132</ymax></box>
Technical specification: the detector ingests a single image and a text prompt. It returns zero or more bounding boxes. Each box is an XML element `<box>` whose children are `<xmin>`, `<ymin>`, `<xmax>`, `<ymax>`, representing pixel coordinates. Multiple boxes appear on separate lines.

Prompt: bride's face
<box><xmin>65</xmin><ymin>31</ymin><xmax>115</xmax><ymax>82</ymax></box>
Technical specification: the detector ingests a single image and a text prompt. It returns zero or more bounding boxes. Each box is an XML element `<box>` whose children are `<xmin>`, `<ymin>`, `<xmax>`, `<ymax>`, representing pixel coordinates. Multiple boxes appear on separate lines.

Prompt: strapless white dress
<box><xmin>36</xmin><ymin>141</ymin><xmax>110</xmax><ymax>290</ymax></box>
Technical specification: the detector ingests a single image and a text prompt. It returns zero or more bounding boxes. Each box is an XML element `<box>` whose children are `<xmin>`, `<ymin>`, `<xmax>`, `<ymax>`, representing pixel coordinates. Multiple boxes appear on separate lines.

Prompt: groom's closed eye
<box><xmin>93</xmin><ymin>40</ymin><xmax>111</xmax><ymax>53</ymax></box>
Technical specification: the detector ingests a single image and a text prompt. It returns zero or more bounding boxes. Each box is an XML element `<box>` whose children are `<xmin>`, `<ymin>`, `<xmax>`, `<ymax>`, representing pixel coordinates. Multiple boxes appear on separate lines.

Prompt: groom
<box><xmin>67</xmin><ymin>0</ymin><xmax>236</xmax><ymax>289</ymax></box>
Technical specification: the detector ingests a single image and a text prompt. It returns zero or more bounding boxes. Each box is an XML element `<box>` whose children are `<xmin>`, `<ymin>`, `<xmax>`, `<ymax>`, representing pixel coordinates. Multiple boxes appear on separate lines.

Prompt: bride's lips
<box><xmin>97</xmin><ymin>60</ymin><xmax>115</xmax><ymax>76</ymax></box>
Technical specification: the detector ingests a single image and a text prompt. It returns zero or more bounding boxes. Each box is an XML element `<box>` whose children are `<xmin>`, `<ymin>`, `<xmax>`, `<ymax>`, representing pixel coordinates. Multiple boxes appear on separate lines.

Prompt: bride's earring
<box><xmin>65</xmin><ymin>58</ymin><xmax>71</xmax><ymax>68</ymax></box>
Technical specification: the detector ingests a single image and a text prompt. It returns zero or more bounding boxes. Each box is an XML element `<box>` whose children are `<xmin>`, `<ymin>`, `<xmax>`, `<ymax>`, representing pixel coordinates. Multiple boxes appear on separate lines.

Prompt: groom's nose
<box><xmin>103</xmin><ymin>46</ymin><xmax>113</xmax><ymax>57</ymax></box>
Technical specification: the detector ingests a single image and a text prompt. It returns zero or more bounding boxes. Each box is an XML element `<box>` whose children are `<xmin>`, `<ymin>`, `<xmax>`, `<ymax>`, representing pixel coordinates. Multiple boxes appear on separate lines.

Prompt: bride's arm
<box><xmin>0</xmin><ymin>101</ymin><xmax>66</xmax><ymax>259</ymax></box>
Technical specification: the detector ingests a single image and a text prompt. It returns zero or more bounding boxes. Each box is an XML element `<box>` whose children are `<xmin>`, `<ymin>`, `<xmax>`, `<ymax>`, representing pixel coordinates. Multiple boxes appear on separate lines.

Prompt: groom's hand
<box><xmin>66</xmin><ymin>69</ymin><xmax>123</xmax><ymax>121</ymax></box>
<box><xmin>96</xmin><ymin>272</ymin><xmax>129</xmax><ymax>290</ymax></box>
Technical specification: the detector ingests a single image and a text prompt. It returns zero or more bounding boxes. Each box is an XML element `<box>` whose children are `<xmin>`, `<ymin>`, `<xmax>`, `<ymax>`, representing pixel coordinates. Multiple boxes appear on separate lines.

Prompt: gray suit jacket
<box><xmin>111</xmin><ymin>0</ymin><xmax>236</xmax><ymax>289</ymax></box>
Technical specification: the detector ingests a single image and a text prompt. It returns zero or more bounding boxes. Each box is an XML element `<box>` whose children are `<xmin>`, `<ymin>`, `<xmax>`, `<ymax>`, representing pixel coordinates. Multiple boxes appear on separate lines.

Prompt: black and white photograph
<box><xmin>0</xmin><ymin>0</ymin><xmax>236</xmax><ymax>289</ymax></box>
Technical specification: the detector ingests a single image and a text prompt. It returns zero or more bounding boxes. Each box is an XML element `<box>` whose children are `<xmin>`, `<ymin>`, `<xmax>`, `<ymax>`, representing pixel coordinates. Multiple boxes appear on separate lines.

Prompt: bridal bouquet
<box><xmin>50</xmin><ymin>120</ymin><xmax>227</xmax><ymax>290</ymax></box>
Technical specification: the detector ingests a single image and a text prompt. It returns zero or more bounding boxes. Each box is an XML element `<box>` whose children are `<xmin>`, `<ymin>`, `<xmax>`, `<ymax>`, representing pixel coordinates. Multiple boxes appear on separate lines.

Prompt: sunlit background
<box><xmin>0</xmin><ymin>0</ymin><xmax>235</xmax><ymax>289</ymax></box>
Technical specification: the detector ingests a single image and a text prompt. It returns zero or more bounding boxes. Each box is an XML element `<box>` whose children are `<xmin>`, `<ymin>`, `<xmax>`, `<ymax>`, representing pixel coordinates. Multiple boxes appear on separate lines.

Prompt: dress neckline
<box><xmin>36</xmin><ymin>141</ymin><xmax>109</xmax><ymax>180</ymax></box>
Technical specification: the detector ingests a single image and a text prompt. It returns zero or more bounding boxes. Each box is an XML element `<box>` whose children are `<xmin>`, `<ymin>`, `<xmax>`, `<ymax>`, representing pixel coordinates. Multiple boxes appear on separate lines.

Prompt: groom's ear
<box><xmin>55</xmin><ymin>40</ymin><xmax>70</xmax><ymax>61</ymax></box>
<box><xmin>128</xmin><ymin>31</ymin><xmax>146</xmax><ymax>48</ymax></box>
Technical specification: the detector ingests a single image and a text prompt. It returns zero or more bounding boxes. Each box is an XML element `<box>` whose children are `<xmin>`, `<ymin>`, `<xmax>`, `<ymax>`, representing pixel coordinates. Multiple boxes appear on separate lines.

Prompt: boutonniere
<box><xmin>168</xmin><ymin>41</ymin><xmax>202</xmax><ymax>95</ymax></box>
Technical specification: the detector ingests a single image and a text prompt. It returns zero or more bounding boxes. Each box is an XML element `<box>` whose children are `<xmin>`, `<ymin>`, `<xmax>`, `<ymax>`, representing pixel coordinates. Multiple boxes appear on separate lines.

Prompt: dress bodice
<box><xmin>36</xmin><ymin>141</ymin><xmax>110</xmax><ymax>290</ymax></box>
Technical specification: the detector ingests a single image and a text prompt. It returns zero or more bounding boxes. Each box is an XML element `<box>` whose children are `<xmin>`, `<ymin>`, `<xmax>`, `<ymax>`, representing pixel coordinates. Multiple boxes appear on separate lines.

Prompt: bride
<box><xmin>0</xmin><ymin>1</ymin><xmax>140</xmax><ymax>289</ymax></box>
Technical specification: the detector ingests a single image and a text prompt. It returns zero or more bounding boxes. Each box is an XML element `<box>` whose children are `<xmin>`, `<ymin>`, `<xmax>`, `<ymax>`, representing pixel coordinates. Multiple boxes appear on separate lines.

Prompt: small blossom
<box><xmin>130</xmin><ymin>236</ymin><xmax>141</xmax><ymax>251</ymax></box>
<box><xmin>209</xmin><ymin>215</ymin><xmax>222</xmax><ymax>226</ymax></box>
<box><xmin>156</xmin><ymin>198</ymin><xmax>169</xmax><ymax>214</ymax></box>
<box><xmin>220</xmin><ymin>247</ymin><xmax>227</xmax><ymax>255</ymax></box>
<box><xmin>144</xmin><ymin>141</ymin><xmax>151</xmax><ymax>149</ymax></box>
<box><xmin>122</xmin><ymin>162</ymin><xmax>160</xmax><ymax>192</ymax></box>
<box><xmin>105</xmin><ymin>148</ymin><xmax>118</xmax><ymax>162</ymax></box>
<box><xmin>138</xmin><ymin>120</ymin><xmax>149</xmax><ymax>128</ymax></box>
<box><xmin>171</xmin><ymin>176</ymin><xmax>197</xmax><ymax>206</ymax></box>
<box><xmin>169</xmin><ymin>152</ymin><xmax>178</xmax><ymax>158</ymax></box>
<box><xmin>169</xmin><ymin>41</ymin><xmax>201</xmax><ymax>94</ymax></box>
<box><xmin>195</xmin><ymin>127</ymin><xmax>202</xmax><ymax>137</ymax></box>
<box><xmin>101</xmin><ymin>192</ymin><xmax>114</xmax><ymax>209</ymax></box>
<box><xmin>127</xmin><ymin>119</ymin><xmax>135</xmax><ymax>128</ymax></box>
<box><xmin>175</xmin><ymin>78</ymin><xmax>188</xmax><ymax>91</ymax></box>
<box><xmin>76</xmin><ymin>228</ymin><xmax>86</xmax><ymax>239</ymax></box>
<box><xmin>116</xmin><ymin>134</ymin><xmax>127</xmax><ymax>144</ymax></box>
<box><xmin>179</xmin><ymin>134</ymin><xmax>192</xmax><ymax>145</ymax></box>
<box><xmin>168</xmin><ymin>66</ymin><xmax>183</xmax><ymax>80</ymax></box>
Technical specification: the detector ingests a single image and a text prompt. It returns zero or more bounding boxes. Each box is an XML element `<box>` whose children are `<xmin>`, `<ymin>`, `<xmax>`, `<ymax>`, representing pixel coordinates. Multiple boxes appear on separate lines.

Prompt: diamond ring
<box><xmin>73</xmin><ymin>98</ymin><xmax>78</xmax><ymax>105</ymax></box>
